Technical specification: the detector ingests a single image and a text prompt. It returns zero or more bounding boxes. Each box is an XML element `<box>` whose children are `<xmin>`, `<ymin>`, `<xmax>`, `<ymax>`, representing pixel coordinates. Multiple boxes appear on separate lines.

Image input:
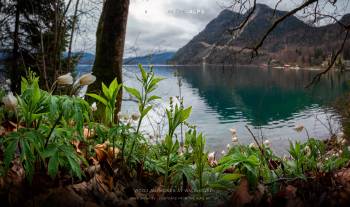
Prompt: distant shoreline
<box><xmin>121</xmin><ymin>64</ymin><xmax>349</xmax><ymax>71</ymax></box>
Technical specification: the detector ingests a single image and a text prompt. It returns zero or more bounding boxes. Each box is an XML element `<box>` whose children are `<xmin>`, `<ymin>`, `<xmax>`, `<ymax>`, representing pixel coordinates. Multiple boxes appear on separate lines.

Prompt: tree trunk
<box><xmin>11</xmin><ymin>1</ymin><xmax>20</xmax><ymax>92</ymax></box>
<box><xmin>67</xmin><ymin>0</ymin><xmax>80</xmax><ymax>73</ymax></box>
<box><xmin>91</xmin><ymin>0</ymin><xmax>130</xmax><ymax>116</ymax></box>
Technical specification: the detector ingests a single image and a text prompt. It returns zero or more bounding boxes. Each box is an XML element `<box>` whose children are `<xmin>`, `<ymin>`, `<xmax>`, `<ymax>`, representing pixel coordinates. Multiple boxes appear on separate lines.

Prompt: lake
<box><xmin>78</xmin><ymin>65</ymin><xmax>350</xmax><ymax>154</ymax></box>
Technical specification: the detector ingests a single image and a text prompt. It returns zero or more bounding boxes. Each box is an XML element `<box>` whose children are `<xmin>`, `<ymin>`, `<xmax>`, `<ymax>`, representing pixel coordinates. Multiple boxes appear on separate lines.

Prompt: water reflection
<box><xmin>79</xmin><ymin>64</ymin><xmax>350</xmax><ymax>153</ymax></box>
<box><xmin>175</xmin><ymin>66</ymin><xmax>350</xmax><ymax>126</ymax></box>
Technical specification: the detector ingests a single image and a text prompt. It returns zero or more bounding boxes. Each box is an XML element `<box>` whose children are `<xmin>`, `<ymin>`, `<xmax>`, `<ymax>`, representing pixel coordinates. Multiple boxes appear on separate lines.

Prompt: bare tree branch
<box><xmin>249</xmin><ymin>0</ymin><xmax>318</xmax><ymax>56</ymax></box>
<box><xmin>306</xmin><ymin>29</ymin><xmax>349</xmax><ymax>88</ymax></box>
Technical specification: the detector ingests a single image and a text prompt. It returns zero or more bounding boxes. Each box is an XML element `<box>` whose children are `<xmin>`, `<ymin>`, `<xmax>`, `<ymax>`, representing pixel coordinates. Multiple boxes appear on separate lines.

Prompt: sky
<box><xmin>73</xmin><ymin>0</ymin><xmax>350</xmax><ymax>57</ymax></box>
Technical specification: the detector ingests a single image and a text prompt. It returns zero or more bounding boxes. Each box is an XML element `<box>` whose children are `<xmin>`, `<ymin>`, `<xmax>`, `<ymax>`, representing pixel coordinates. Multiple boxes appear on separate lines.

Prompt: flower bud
<box><xmin>57</xmin><ymin>73</ymin><xmax>73</xmax><ymax>85</ymax></box>
<box><xmin>91</xmin><ymin>102</ymin><xmax>97</xmax><ymax>112</ymax></box>
<box><xmin>263</xmin><ymin>139</ymin><xmax>270</xmax><ymax>146</ymax></box>
<box><xmin>304</xmin><ymin>145</ymin><xmax>311</xmax><ymax>156</ymax></box>
<box><xmin>293</xmin><ymin>124</ymin><xmax>304</xmax><ymax>133</ymax></box>
<box><xmin>229</xmin><ymin>128</ymin><xmax>237</xmax><ymax>135</ymax></box>
<box><xmin>78</xmin><ymin>73</ymin><xmax>96</xmax><ymax>86</ymax></box>
<box><xmin>232</xmin><ymin>136</ymin><xmax>238</xmax><ymax>143</ymax></box>
<box><xmin>117</xmin><ymin>111</ymin><xmax>123</xmax><ymax>120</ymax></box>
<box><xmin>208</xmin><ymin>152</ymin><xmax>215</xmax><ymax>162</ymax></box>
<box><xmin>2</xmin><ymin>92</ymin><xmax>17</xmax><ymax>111</ymax></box>
<box><xmin>131</xmin><ymin>112</ymin><xmax>140</xmax><ymax>121</ymax></box>
<box><xmin>249</xmin><ymin>143</ymin><xmax>257</xmax><ymax>148</ymax></box>
<box><xmin>5</xmin><ymin>79</ymin><xmax>11</xmax><ymax>85</ymax></box>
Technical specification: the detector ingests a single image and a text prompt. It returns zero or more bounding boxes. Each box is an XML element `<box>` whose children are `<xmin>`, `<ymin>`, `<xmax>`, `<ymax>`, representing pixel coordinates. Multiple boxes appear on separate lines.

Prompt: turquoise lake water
<box><xmin>78</xmin><ymin>65</ymin><xmax>350</xmax><ymax>154</ymax></box>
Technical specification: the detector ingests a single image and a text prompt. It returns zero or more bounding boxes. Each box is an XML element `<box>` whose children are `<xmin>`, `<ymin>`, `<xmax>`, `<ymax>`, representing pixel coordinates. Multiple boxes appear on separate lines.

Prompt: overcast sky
<box><xmin>73</xmin><ymin>0</ymin><xmax>350</xmax><ymax>57</ymax></box>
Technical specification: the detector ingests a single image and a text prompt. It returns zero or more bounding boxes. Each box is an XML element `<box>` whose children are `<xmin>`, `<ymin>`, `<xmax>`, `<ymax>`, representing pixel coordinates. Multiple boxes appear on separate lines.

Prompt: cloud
<box><xmin>74</xmin><ymin>0</ymin><xmax>350</xmax><ymax>56</ymax></box>
<box><xmin>124</xmin><ymin>0</ymin><xmax>222</xmax><ymax>57</ymax></box>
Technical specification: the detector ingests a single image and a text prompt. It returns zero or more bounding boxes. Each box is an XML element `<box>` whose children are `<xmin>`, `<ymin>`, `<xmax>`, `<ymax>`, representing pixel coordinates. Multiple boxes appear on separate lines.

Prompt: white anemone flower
<box><xmin>78</xmin><ymin>73</ymin><xmax>96</xmax><ymax>86</ymax></box>
<box><xmin>57</xmin><ymin>73</ymin><xmax>73</xmax><ymax>85</ymax></box>
<box><xmin>2</xmin><ymin>92</ymin><xmax>17</xmax><ymax>111</ymax></box>
<box><xmin>91</xmin><ymin>102</ymin><xmax>97</xmax><ymax>112</ymax></box>
<box><xmin>226</xmin><ymin>144</ymin><xmax>231</xmax><ymax>150</ymax></box>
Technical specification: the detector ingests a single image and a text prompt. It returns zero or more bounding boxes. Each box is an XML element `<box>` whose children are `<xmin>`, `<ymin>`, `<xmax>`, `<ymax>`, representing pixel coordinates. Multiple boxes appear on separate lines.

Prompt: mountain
<box><xmin>123</xmin><ymin>52</ymin><xmax>175</xmax><ymax>65</ymax></box>
<box><xmin>170</xmin><ymin>4</ymin><xmax>350</xmax><ymax>66</ymax></box>
<box><xmin>78</xmin><ymin>53</ymin><xmax>95</xmax><ymax>65</ymax></box>
<box><xmin>63</xmin><ymin>51</ymin><xmax>176</xmax><ymax>65</ymax></box>
<box><xmin>63</xmin><ymin>52</ymin><xmax>95</xmax><ymax>65</ymax></box>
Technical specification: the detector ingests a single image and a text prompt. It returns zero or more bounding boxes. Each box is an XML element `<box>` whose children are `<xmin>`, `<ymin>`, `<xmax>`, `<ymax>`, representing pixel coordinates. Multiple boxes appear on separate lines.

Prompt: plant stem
<box><xmin>45</xmin><ymin>111</ymin><xmax>63</xmax><ymax>148</ymax></box>
<box><xmin>164</xmin><ymin>153</ymin><xmax>170</xmax><ymax>188</ymax></box>
<box><xmin>121</xmin><ymin>132</ymin><xmax>126</xmax><ymax>162</ymax></box>
<box><xmin>127</xmin><ymin>93</ymin><xmax>147</xmax><ymax>163</ymax></box>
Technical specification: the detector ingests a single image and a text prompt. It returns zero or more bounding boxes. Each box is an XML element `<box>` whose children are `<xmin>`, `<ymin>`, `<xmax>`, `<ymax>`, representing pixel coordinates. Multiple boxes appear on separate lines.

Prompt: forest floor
<box><xmin>1</xmin><ymin>136</ymin><xmax>350</xmax><ymax>207</ymax></box>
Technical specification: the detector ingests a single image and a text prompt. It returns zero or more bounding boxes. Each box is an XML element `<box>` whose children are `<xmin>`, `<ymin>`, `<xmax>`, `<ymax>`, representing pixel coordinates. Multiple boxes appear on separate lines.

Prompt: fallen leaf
<box><xmin>94</xmin><ymin>144</ymin><xmax>108</xmax><ymax>162</ymax></box>
<box><xmin>285</xmin><ymin>185</ymin><xmax>297</xmax><ymax>199</ymax></box>
<box><xmin>108</xmin><ymin>147</ymin><xmax>120</xmax><ymax>159</ymax></box>
<box><xmin>72</xmin><ymin>140</ymin><xmax>82</xmax><ymax>155</ymax></box>
<box><xmin>83</xmin><ymin>127</ymin><xmax>95</xmax><ymax>139</ymax></box>
<box><xmin>231</xmin><ymin>177</ymin><xmax>253</xmax><ymax>206</ymax></box>
<box><xmin>0</xmin><ymin>126</ymin><xmax>5</xmax><ymax>136</ymax></box>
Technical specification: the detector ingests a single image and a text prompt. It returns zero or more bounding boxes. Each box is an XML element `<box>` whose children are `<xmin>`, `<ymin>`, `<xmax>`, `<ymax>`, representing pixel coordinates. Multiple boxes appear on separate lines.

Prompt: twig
<box><xmin>245</xmin><ymin>125</ymin><xmax>264</xmax><ymax>154</ymax></box>
<box><xmin>306</xmin><ymin>29</ymin><xmax>349</xmax><ymax>88</ymax></box>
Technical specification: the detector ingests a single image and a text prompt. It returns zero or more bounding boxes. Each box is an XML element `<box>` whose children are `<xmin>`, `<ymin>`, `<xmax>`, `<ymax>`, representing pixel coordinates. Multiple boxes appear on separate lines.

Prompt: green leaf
<box><xmin>165</xmin><ymin>135</ymin><xmax>173</xmax><ymax>152</ymax></box>
<box><xmin>109</xmin><ymin>79</ymin><xmax>118</xmax><ymax>91</ymax></box>
<box><xmin>221</xmin><ymin>173</ymin><xmax>242</xmax><ymax>181</ymax></box>
<box><xmin>4</xmin><ymin>140</ymin><xmax>17</xmax><ymax>169</ymax></box>
<box><xmin>48</xmin><ymin>152</ymin><xmax>59</xmax><ymax>178</ymax></box>
<box><xmin>102</xmin><ymin>83</ymin><xmax>110</xmax><ymax>99</ymax></box>
<box><xmin>147</xmin><ymin>77</ymin><xmax>165</xmax><ymax>93</ymax></box>
<box><xmin>138</xmin><ymin>64</ymin><xmax>147</xmax><ymax>81</ymax></box>
<box><xmin>180</xmin><ymin>106</ymin><xmax>192</xmax><ymax>122</ymax></box>
<box><xmin>124</xmin><ymin>86</ymin><xmax>142</xmax><ymax>101</ymax></box>
<box><xmin>42</xmin><ymin>145</ymin><xmax>58</xmax><ymax>158</ymax></box>
<box><xmin>86</xmin><ymin>93</ymin><xmax>107</xmax><ymax>105</ymax></box>
<box><xmin>67</xmin><ymin>155</ymin><xmax>82</xmax><ymax>179</ymax></box>
<box><xmin>141</xmin><ymin>105</ymin><xmax>152</xmax><ymax>118</ymax></box>
<box><xmin>147</xmin><ymin>95</ymin><xmax>161</xmax><ymax>103</ymax></box>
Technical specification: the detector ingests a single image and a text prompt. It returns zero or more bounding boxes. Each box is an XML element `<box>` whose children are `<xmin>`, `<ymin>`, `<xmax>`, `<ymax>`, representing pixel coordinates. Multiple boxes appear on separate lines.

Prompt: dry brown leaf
<box><xmin>72</xmin><ymin>140</ymin><xmax>82</xmax><ymax>155</ymax></box>
<box><xmin>231</xmin><ymin>177</ymin><xmax>253</xmax><ymax>206</ymax></box>
<box><xmin>83</xmin><ymin>127</ymin><xmax>95</xmax><ymax>139</ymax></box>
<box><xmin>335</xmin><ymin>168</ymin><xmax>350</xmax><ymax>185</ymax></box>
<box><xmin>93</xmin><ymin>174</ymin><xmax>109</xmax><ymax>194</ymax></box>
<box><xmin>0</xmin><ymin>126</ymin><xmax>5</xmax><ymax>136</ymax></box>
<box><xmin>285</xmin><ymin>185</ymin><xmax>297</xmax><ymax>199</ymax></box>
<box><xmin>9</xmin><ymin>121</ymin><xmax>25</xmax><ymax>132</ymax></box>
<box><xmin>94</xmin><ymin>144</ymin><xmax>108</xmax><ymax>162</ymax></box>
<box><xmin>254</xmin><ymin>183</ymin><xmax>266</xmax><ymax>203</ymax></box>
<box><xmin>89</xmin><ymin>157</ymin><xmax>99</xmax><ymax>166</ymax></box>
<box><xmin>108</xmin><ymin>147</ymin><xmax>120</xmax><ymax>159</ymax></box>
<box><xmin>6</xmin><ymin>159</ymin><xmax>25</xmax><ymax>186</ymax></box>
<box><xmin>0</xmin><ymin>177</ymin><xmax>5</xmax><ymax>189</ymax></box>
